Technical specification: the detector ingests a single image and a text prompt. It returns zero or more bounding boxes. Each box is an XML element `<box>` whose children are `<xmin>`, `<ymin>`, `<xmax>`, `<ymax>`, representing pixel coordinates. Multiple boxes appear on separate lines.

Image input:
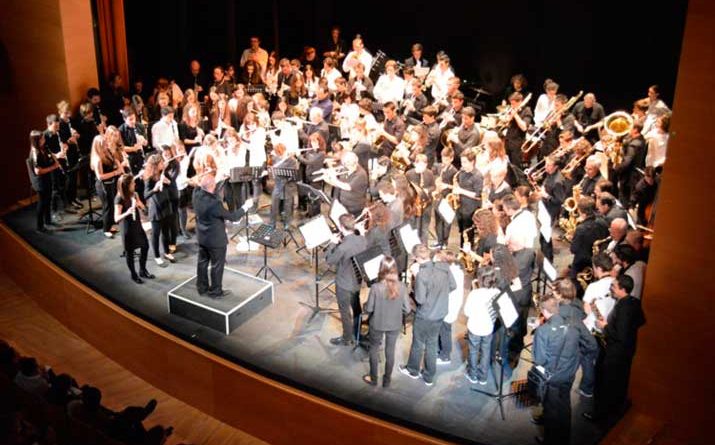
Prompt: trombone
<box><xmin>521</xmin><ymin>90</ymin><xmax>583</xmax><ymax>154</ymax></box>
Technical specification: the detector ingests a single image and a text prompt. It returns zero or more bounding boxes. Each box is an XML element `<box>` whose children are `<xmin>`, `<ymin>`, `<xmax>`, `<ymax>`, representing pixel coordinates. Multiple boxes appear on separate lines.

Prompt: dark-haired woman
<box><xmin>114</xmin><ymin>174</ymin><xmax>154</xmax><ymax>283</ymax></box>
<box><xmin>144</xmin><ymin>154</ymin><xmax>175</xmax><ymax>265</ymax></box>
<box><xmin>363</xmin><ymin>256</ymin><xmax>411</xmax><ymax>387</ymax></box>
<box><xmin>29</xmin><ymin>131</ymin><xmax>60</xmax><ymax>232</ymax></box>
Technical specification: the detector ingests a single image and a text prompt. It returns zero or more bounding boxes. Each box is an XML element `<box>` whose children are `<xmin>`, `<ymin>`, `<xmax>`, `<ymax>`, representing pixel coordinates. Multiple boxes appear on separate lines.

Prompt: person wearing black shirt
<box><xmin>322</xmin><ymin>26</ymin><xmax>347</xmax><ymax>64</ymax></box>
<box><xmin>28</xmin><ymin>131</ymin><xmax>61</xmax><ymax>232</ymax></box>
<box><xmin>406</xmin><ymin>154</ymin><xmax>436</xmax><ymax>243</ymax></box>
<box><xmin>326</xmin><ymin>214</ymin><xmax>368</xmax><ymax>345</ymax></box>
<box><xmin>585</xmin><ymin>274</ymin><xmax>645</xmax><ymax>422</ymax></box>
<box><xmin>503</xmin><ymin>92</ymin><xmax>533</xmax><ymax>169</ymax></box>
<box><xmin>570</xmin><ymin>197</ymin><xmax>609</xmax><ymax>281</ymax></box>
<box><xmin>114</xmin><ymin>174</ymin><xmax>154</xmax><ymax>284</ymax></box>
<box><xmin>631</xmin><ymin>166</ymin><xmax>658</xmax><ymax>226</ymax></box>
<box><xmin>181</xmin><ymin>60</ymin><xmax>208</xmax><ymax>102</ymax></box>
<box><xmin>323</xmin><ymin>151</ymin><xmax>368</xmax><ymax>217</ymax></box>
<box><xmin>87</xmin><ymin>87</ymin><xmax>107</xmax><ymax>128</ymax></box>
<box><xmin>90</xmin><ymin>130</ymin><xmax>122</xmax><ymax>237</ymax></box>
<box><xmin>161</xmin><ymin>146</ymin><xmax>181</xmax><ymax>252</ymax></box>
<box><xmin>296</xmin><ymin>133</ymin><xmax>327</xmax><ymax>217</ymax></box>
<box><xmin>432</xmin><ymin>148</ymin><xmax>458</xmax><ymax>248</ymax></box>
<box><xmin>536</xmin><ymin>155</ymin><xmax>568</xmax><ymax>262</ymax></box>
<box><xmin>44</xmin><ymin>114</ymin><xmax>74</xmax><ymax>216</ymax></box>
<box><xmin>580</xmin><ymin>155</ymin><xmax>604</xmax><ymax>198</ymax></box>
<box><xmin>403</xmin><ymin>78</ymin><xmax>429</xmax><ymax>125</ymax></box>
<box><xmin>375</xmin><ymin>102</ymin><xmax>406</xmax><ymax>157</ymax></box>
<box><xmin>143</xmin><ymin>154</ymin><xmax>175</xmax><ymax>265</ymax></box>
<box><xmin>102</xmin><ymin>73</ymin><xmax>127</xmax><ymax>127</ymax></box>
<box><xmin>210</xmin><ymin>66</ymin><xmax>233</xmax><ymax>97</ymax></box>
<box><xmin>119</xmin><ymin>108</ymin><xmax>149</xmax><ymax>198</ymax></box>
<box><xmin>269</xmin><ymin>144</ymin><xmax>299</xmax><ymax>228</ymax></box>
<box><xmin>420</xmin><ymin>106</ymin><xmax>441</xmax><ymax>166</ymax></box>
<box><xmin>57</xmin><ymin>101</ymin><xmax>83</xmax><ymax>209</ymax></box>
<box><xmin>613</xmin><ymin>122</ymin><xmax>646</xmax><ymax>207</ymax></box>
<box><xmin>502</xmin><ymin>74</ymin><xmax>530</xmax><ymax>105</ymax></box>
<box><xmin>363</xmin><ymin>256</ymin><xmax>411</xmax><ymax>387</ymax></box>
<box><xmin>453</xmin><ymin>149</ymin><xmax>484</xmax><ymax>246</ymax></box>
<box><xmin>403</xmin><ymin>43</ymin><xmax>429</xmax><ymax>69</ymax></box>
<box><xmin>540</xmin><ymin>94</ymin><xmax>576</xmax><ymax>160</ymax></box>
<box><xmin>193</xmin><ymin>175</ymin><xmax>253</xmax><ymax>298</ymax></box>
<box><xmin>573</xmin><ymin>93</ymin><xmax>606</xmax><ymax>144</ymax></box>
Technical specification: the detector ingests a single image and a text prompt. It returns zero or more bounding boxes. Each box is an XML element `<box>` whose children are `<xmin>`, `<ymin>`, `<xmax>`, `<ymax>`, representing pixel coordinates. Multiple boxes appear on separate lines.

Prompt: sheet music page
<box><xmin>496</xmin><ymin>293</ymin><xmax>519</xmax><ymax>329</ymax></box>
<box><xmin>542</xmin><ymin>257</ymin><xmax>557</xmax><ymax>282</ymax></box>
<box><xmin>363</xmin><ymin>254</ymin><xmax>386</xmax><ymax>281</ymax></box>
<box><xmin>414</xmin><ymin>66</ymin><xmax>430</xmax><ymax>79</ymax></box>
<box><xmin>538</xmin><ymin>200</ymin><xmax>552</xmax><ymax>242</ymax></box>
<box><xmin>330</xmin><ymin>200</ymin><xmax>349</xmax><ymax>227</ymax></box>
<box><xmin>437</xmin><ymin>199</ymin><xmax>456</xmax><ymax>224</ymax></box>
<box><xmin>399</xmin><ymin>224</ymin><xmax>422</xmax><ymax>255</ymax></box>
<box><xmin>299</xmin><ymin>216</ymin><xmax>333</xmax><ymax>249</ymax></box>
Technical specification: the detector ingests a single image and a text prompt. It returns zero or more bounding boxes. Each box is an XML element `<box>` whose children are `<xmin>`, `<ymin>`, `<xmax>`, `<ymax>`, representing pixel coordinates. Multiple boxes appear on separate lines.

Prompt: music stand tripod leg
<box><xmin>299</xmin><ymin>248</ymin><xmax>338</xmax><ymax>322</ymax></box>
<box><xmin>471</xmin><ymin>352</ymin><xmax>525</xmax><ymax>421</ymax></box>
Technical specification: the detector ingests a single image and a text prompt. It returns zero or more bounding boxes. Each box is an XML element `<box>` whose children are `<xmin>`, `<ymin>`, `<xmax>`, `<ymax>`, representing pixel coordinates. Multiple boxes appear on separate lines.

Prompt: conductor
<box><xmin>193</xmin><ymin>174</ymin><xmax>253</xmax><ymax>298</ymax></box>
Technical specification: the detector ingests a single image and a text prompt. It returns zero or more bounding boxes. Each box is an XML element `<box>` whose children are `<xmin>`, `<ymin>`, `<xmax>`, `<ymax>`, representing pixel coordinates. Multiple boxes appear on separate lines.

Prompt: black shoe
<box><xmin>362</xmin><ymin>375</ymin><xmax>377</xmax><ymax>386</ymax></box>
<box><xmin>531</xmin><ymin>414</ymin><xmax>544</xmax><ymax>425</ymax></box>
<box><xmin>139</xmin><ymin>270</ymin><xmax>155</xmax><ymax>279</ymax></box>
<box><xmin>197</xmin><ymin>289</ymin><xmax>208</xmax><ymax>296</ymax></box>
<box><xmin>329</xmin><ymin>336</ymin><xmax>353</xmax><ymax>346</ymax></box>
<box><xmin>208</xmin><ymin>290</ymin><xmax>231</xmax><ymax>298</ymax></box>
<box><xmin>382</xmin><ymin>377</ymin><xmax>391</xmax><ymax>388</ymax></box>
<box><xmin>132</xmin><ymin>276</ymin><xmax>144</xmax><ymax>284</ymax></box>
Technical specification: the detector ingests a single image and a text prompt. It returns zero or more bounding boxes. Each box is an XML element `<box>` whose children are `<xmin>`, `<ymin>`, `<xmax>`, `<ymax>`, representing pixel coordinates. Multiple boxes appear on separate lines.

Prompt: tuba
<box><xmin>602</xmin><ymin>111</ymin><xmax>634</xmax><ymax>168</ymax></box>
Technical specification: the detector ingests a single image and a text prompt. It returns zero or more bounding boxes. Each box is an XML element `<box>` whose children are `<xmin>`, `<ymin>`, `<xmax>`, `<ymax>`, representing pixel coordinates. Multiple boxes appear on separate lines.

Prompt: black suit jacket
<box><xmin>604</xmin><ymin>296</ymin><xmax>646</xmax><ymax>359</ymax></box>
<box><xmin>192</xmin><ymin>187</ymin><xmax>246</xmax><ymax>249</ymax></box>
<box><xmin>404</xmin><ymin>56</ymin><xmax>429</xmax><ymax>69</ymax></box>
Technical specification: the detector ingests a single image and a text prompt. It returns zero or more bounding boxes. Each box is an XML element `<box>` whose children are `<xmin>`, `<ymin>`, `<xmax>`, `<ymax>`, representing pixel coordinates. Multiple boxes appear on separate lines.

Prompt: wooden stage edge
<box><xmin>0</xmin><ymin>222</ymin><xmax>451</xmax><ymax>445</ymax></box>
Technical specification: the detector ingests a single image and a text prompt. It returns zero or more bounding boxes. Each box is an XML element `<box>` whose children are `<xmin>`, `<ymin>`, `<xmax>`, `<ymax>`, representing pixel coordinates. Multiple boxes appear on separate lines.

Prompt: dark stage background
<box><xmin>124</xmin><ymin>0</ymin><xmax>688</xmax><ymax>112</ymax></box>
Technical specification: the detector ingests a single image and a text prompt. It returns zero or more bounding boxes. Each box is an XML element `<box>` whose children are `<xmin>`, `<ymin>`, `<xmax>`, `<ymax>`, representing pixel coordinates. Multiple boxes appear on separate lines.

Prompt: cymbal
<box><xmin>464</xmin><ymin>85</ymin><xmax>491</xmax><ymax>95</ymax></box>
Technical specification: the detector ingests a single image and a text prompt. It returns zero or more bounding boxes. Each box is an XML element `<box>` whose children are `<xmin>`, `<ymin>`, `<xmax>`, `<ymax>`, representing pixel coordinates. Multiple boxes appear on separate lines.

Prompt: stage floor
<box><xmin>2</xmin><ymin>198</ymin><xmax>610</xmax><ymax>445</ymax></box>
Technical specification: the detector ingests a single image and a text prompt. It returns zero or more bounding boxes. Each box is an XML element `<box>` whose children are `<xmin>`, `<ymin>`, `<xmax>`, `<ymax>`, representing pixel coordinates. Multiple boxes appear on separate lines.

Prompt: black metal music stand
<box><xmin>471</xmin><ymin>289</ymin><xmax>525</xmax><ymax>421</ymax></box>
<box><xmin>77</xmin><ymin>163</ymin><xmax>101</xmax><ymax>234</ymax></box>
<box><xmin>229</xmin><ymin>167</ymin><xmax>262</xmax><ymax>245</ymax></box>
<box><xmin>298</xmin><ymin>216</ymin><xmax>338</xmax><ymax>321</ymax></box>
<box><xmin>272</xmin><ymin>167</ymin><xmax>303</xmax><ymax>249</ymax></box>
<box><xmin>249</xmin><ymin>224</ymin><xmax>285</xmax><ymax>283</ymax></box>
<box><xmin>351</xmin><ymin>246</ymin><xmax>386</xmax><ymax>349</ymax></box>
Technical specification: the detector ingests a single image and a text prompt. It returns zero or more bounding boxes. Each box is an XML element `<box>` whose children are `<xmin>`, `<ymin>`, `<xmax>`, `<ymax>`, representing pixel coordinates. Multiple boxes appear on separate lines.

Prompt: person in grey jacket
<box><xmin>400</xmin><ymin>245</ymin><xmax>456</xmax><ymax>386</ymax></box>
<box><xmin>363</xmin><ymin>256</ymin><xmax>411</xmax><ymax>387</ymax></box>
<box><xmin>326</xmin><ymin>214</ymin><xmax>368</xmax><ymax>346</ymax></box>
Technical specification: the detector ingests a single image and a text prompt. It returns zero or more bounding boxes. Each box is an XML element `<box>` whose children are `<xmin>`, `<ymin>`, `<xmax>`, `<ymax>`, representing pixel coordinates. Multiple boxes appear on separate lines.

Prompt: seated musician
<box><xmin>239</xmin><ymin>60</ymin><xmax>265</xmax><ymax>93</ymax></box>
<box><xmin>404</xmin><ymin>43</ymin><xmax>429</xmax><ymax>69</ymax></box>
<box><xmin>323</xmin><ymin>151</ymin><xmax>368</xmax><ymax>217</ymax></box>
<box><xmin>298</xmin><ymin>107</ymin><xmax>330</xmax><ymax>147</ymax></box>
<box><xmin>374</xmin><ymin>102</ymin><xmax>406</xmax><ymax>157</ymax></box>
<box><xmin>580</xmin><ymin>155</ymin><xmax>604</xmax><ymax>198</ymax></box>
<box><xmin>438</xmin><ymin>91</ymin><xmax>464</xmax><ymax>130</ymax></box>
<box><xmin>597</xmin><ymin>192</ymin><xmax>628</xmax><ymax>224</ymax></box>
<box><xmin>321</xmin><ymin>56</ymin><xmax>343</xmax><ymax>93</ymax></box>
<box><xmin>347</xmin><ymin>62</ymin><xmax>374</xmax><ymax>100</ymax></box>
<box><xmin>403</xmin><ymin>78</ymin><xmax>429</xmax><ymax>125</ymax></box>
<box><xmin>269</xmin><ymin>143</ymin><xmax>299</xmax><ymax>228</ymax></box>
<box><xmin>373</xmin><ymin>60</ymin><xmax>405</xmax><ymax>106</ymax></box>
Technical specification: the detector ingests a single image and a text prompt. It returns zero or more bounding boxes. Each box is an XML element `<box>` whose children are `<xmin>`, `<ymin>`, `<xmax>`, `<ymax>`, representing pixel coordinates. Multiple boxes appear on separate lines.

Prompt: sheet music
<box><xmin>363</xmin><ymin>254</ymin><xmax>386</xmax><ymax>282</ymax></box>
<box><xmin>329</xmin><ymin>200</ymin><xmax>349</xmax><ymax>228</ymax></box>
<box><xmin>496</xmin><ymin>292</ymin><xmax>519</xmax><ymax>329</ymax></box>
<box><xmin>414</xmin><ymin>66</ymin><xmax>430</xmax><ymax>79</ymax></box>
<box><xmin>538</xmin><ymin>200</ymin><xmax>552</xmax><ymax>242</ymax></box>
<box><xmin>399</xmin><ymin>224</ymin><xmax>422</xmax><ymax>255</ymax></box>
<box><xmin>299</xmin><ymin>216</ymin><xmax>333</xmax><ymax>249</ymax></box>
<box><xmin>542</xmin><ymin>257</ymin><xmax>557</xmax><ymax>282</ymax></box>
<box><xmin>437</xmin><ymin>199</ymin><xmax>456</xmax><ymax>224</ymax></box>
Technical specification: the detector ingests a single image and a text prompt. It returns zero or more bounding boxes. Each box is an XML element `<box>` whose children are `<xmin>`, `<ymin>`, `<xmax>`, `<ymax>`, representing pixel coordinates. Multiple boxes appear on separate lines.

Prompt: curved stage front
<box><xmin>0</xmin><ymin>204</ymin><xmax>610</xmax><ymax>445</ymax></box>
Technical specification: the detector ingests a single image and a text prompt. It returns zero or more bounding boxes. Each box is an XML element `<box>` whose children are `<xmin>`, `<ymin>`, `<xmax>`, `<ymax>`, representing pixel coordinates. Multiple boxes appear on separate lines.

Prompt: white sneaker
<box><xmin>478</xmin><ymin>379</ymin><xmax>488</xmax><ymax>386</ymax></box>
<box><xmin>103</xmin><ymin>232</ymin><xmax>113</xmax><ymax>239</ymax></box>
<box><xmin>164</xmin><ymin>253</ymin><xmax>176</xmax><ymax>262</ymax></box>
<box><xmin>436</xmin><ymin>358</ymin><xmax>451</xmax><ymax>365</ymax></box>
<box><xmin>154</xmin><ymin>257</ymin><xmax>165</xmax><ymax>266</ymax></box>
<box><xmin>578</xmin><ymin>389</ymin><xmax>594</xmax><ymax>398</ymax></box>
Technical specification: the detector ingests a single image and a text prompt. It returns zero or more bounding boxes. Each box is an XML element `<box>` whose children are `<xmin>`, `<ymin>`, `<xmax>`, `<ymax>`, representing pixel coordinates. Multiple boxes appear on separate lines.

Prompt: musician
<box><xmin>426</xmin><ymin>53</ymin><xmax>454</xmax><ymax>106</ymax></box>
<box><xmin>533</xmin><ymin>79</ymin><xmax>559</xmax><ymax>127</ymax></box>
<box><xmin>377</xmin><ymin>181</ymin><xmax>404</xmax><ymax>230</ymax></box>
<box><xmin>29</xmin><ymin>131</ymin><xmax>60</xmax><ymax>232</ymax></box>
<box><xmin>296</xmin><ymin>133</ymin><xmax>327</xmax><ymax>217</ymax></box>
<box><xmin>585</xmin><ymin>275</ymin><xmax>646</xmax><ymax>422</ymax></box>
<box><xmin>632</xmin><ymin>166</ymin><xmax>658</xmax><ymax>226</ymax></box>
<box><xmin>319</xmin><ymin>57</ymin><xmax>342</xmax><ymax>94</ymax></box>
<box><xmin>569</xmin><ymin>197</ymin><xmax>609</xmax><ymax>281</ymax></box>
<box><xmin>90</xmin><ymin>132</ymin><xmax>122</xmax><ymax>238</ymax></box>
<box><xmin>323</xmin><ymin>26</ymin><xmax>347</xmax><ymax>62</ymax></box>
<box><xmin>612</xmin><ymin>244</ymin><xmax>646</xmax><ymax>300</ymax></box>
<box><xmin>503</xmin><ymin>92</ymin><xmax>533</xmax><ymax>168</ymax></box>
<box><xmin>539</xmin><ymin>94</ymin><xmax>575</xmax><ymax>159</ymax></box>
<box><xmin>596</xmin><ymin>193</ymin><xmax>628</xmax><ymax>224</ymax></box>
<box><xmin>644</xmin><ymin>114</ymin><xmax>669</xmax><ymax>169</ymax></box>
<box><xmin>161</xmin><ymin>145</ymin><xmax>181</xmax><ymax>252</ymax></box>
<box><xmin>501</xmin><ymin>74</ymin><xmax>530</xmax><ymax>105</ymax></box>
<box><xmin>78</xmin><ymin>103</ymin><xmax>101</xmax><ymax>157</ymax></box>
<box><xmin>361</xmin><ymin>202</ymin><xmax>392</xmax><ymax>257</ymax></box>
<box><xmin>284</xmin><ymin>75</ymin><xmax>309</xmax><ymax>110</ymax></box>
<box><xmin>324</xmin><ymin>151</ymin><xmax>368</xmax><ymax>217</ymax></box>
<box><xmin>298</xmin><ymin>107</ymin><xmax>330</xmax><ymax>147</ymax></box>
<box><xmin>643</xmin><ymin>84</ymin><xmax>671</xmax><ymax>136</ymax></box>
<box><xmin>448</xmin><ymin>106</ymin><xmax>481</xmax><ymax>162</ymax></box>
<box><xmin>143</xmin><ymin>154</ymin><xmax>175</xmax><ymax>265</ymax></box>
<box><xmin>404</xmin><ymin>43</ymin><xmax>429</xmax><ymax>69</ymax></box>
<box><xmin>349</xmin><ymin>118</ymin><xmax>372</xmax><ymax>174</ymax></box>
<box><xmin>210</xmin><ymin>66</ymin><xmax>233</xmax><ymax>97</ymax></box>
<box><xmin>453</xmin><ymin>149</ymin><xmax>484</xmax><ymax>244</ymax></box>
<box><xmin>431</xmin><ymin>147</ymin><xmax>458</xmax><ymax>248</ymax></box>
<box><xmin>44</xmin><ymin>114</ymin><xmax>73</xmax><ymax>216</ymax></box>
<box><xmin>181</xmin><ymin>60</ymin><xmax>208</xmax><ymax>101</ymax></box>
<box><xmin>573</xmin><ymin>93</ymin><xmax>606</xmax><ymax>144</ymax></box>
<box><xmin>327</xmin><ymin>214</ymin><xmax>368</xmax><ymax>345</ymax></box>
<box><xmin>151</xmin><ymin>107</ymin><xmax>180</xmax><ymax>151</ymax></box>
<box><xmin>114</xmin><ymin>174</ymin><xmax>154</xmax><ymax>284</ymax></box>
<box><xmin>438</xmin><ymin>91</ymin><xmax>464</xmax><ymax>131</ymax></box>
<box><xmin>463</xmin><ymin>266</ymin><xmax>499</xmax><ymax>385</ymax></box>
<box><xmin>57</xmin><ymin>101</ymin><xmax>82</xmax><ymax>210</ymax></box>
<box><xmin>400</xmin><ymin>244</ymin><xmax>456</xmax><ymax>386</ymax></box>
<box><xmin>373</xmin><ymin>102</ymin><xmax>405</xmax><ymax>157</ymax></box>
<box><xmin>535</xmin><ymin>155</ymin><xmax>568</xmax><ymax>262</ymax></box>
<box><xmin>613</xmin><ymin>121</ymin><xmax>646</xmax><ymax>207</ymax></box>
<box><xmin>406</xmin><ymin>154</ymin><xmax>436</xmax><ymax>243</ymax></box>
<box><xmin>419</xmin><ymin>106</ymin><xmax>441</xmax><ymax>166</ymax></box>
<box><xmin>269</xmin><ymin>143</ymin><xmax>299</xmax><ymax>228</ymax></box>
<box><xmin>210</xmin><ymin>95</ymin><xmax>232</xmax><ymax>137</ymax></box>
<box><xmin>239</xmin><ymin>36</ymin><xmax>268</xmax><ymax>77</ymax></box>
<box><xmin>101</xmin><ymin>73</ymin><xmax>126</xmax><ymax>127</ymax></box>
<box><xmin>239</xmin><ymin>60</ymin><xmax>265</xmax><ymax>92</ymax></box>
<box><xmin>580</xmin><ymin>155</ymin><xmax>604</xmax><ymax>198</ymax></box>
<box><xmin>347</xmin><ymin>62</ymin><xmax>374</xmax><ymax>100</ymax></box>
<box><xmin>119</xmin><ymin>107</ymin><xmax>149</xmax><ymax>176</ymax></box>
<box><xmin>149</xmin><ymin>92</ymin><xmax>170</xmax><ymax>125</ymax></box>
<box><xmin>532</xmin><ymin>293</ymin><xmax>582</xmax><ymax>445</ymax></box>
<box><xmin>87</xmin><ymin>87</ymin><xmax>106</xmax><ymax>127</ymax></box>
<box><xmin>342</xmin><ymin>35</ymin><xmax>373</xmax><ymax>79</ymax></box>
<box><xmin>373</xmin><ymin>60</ymin><xmax>405</xmax><ymax>105</ymax></box>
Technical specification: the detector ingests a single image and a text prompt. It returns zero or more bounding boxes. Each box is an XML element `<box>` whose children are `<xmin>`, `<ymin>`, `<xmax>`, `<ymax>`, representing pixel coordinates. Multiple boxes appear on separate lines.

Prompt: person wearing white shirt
<box><xmin>643</xmin><ymin>84</ymin><xmax>671</xmax><ymax>136</ymax></box>
<box><xmin>463</xmin><ymin>266</ymin><xmax>500</xmax><ymax>384</ymax></box>
<box><xmin>644</xmin><ymin>114</ymin><xmax>669</xmax><ymax>168</ymax></box>
<box><xmin>504</xmin><ymin>196</ymin><xmax>538</xmax><ymax>252</ymax></box>
<box><xmin>533</xmin><ymin>79</ymin><xmax>559</xmax><ymax>127</ymax></box>
<box><xmin>151</xmin><ymin>106</ymin><xmax>179</xmax><ymax>151</ymax></box>
<box><xmin>426</xmin><ymin>53</ymin><xmax>455</xmax><ymax>104</ymax></box>
<box><xmin>342</xmin><ymin>35</ymin><xmax>373</xmax><ymax>79</ymax></box>
<box><xmin>321</xmin><ymin>57</ymin><xmax>343</xmax><ymax>93</ymax></box>
<box><xmin>437</xmin><ymin>251</ymin><xmax>465</xmax><ymax>365</ymax></box>
<box><xmin>373</xmin><ymin>60</ymin><xmax>405</xmax><ymax>105</ymax></box>
<box><xmin>239</xmin><ymin>36</ymin><xmax>269</xmax><ymax>78</ymax></box>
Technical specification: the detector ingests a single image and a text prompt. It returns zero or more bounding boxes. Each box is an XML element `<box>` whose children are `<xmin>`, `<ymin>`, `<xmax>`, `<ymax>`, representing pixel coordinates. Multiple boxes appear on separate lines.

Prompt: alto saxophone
<box><xmin>458</xmin><ymin>227</ymin><xmax>478</xmax><ymax>274</ymax></box>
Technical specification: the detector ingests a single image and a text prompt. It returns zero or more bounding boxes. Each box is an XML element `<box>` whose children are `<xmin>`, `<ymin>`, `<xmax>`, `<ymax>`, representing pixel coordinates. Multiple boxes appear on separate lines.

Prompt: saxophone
<box><xmin>458</xmin><ymin>227</ymin><xmax>478</xmax><ymax>274</ymax></box>
<box><xmin>559</xmin><ymin>184</ymin><xmax>582</xmax><ymax>241</ymax></box>
<box><xmin>445</xmin><ymin>170</ymin><xmax>461</xmax><ymax>210</ymax></box>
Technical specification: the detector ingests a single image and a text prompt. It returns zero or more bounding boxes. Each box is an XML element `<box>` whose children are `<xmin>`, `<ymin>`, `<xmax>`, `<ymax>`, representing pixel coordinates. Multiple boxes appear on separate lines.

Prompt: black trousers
<box><xmin>65</xmin><ymin>168</ymin><xmax>78</xmax><ymax>203</ymax></box>
<box><xmin>95</xmin><ymin>179</ymin><xmax>116</xmax><ymax>232</ymax></box>
<box><xmin>543</xmin><ymin>381</ymin><xmax>573</xmax><ymax>445</ymax></box>
<box><xmin>169</xmin><ymin>198</ymin><xmax>179</xmax><ymax>245</ymax></box>
<box><xmin>457</xmin><ymin>211</ymin><xmax>474</xmax><ymax>248</ymax></box>
<box><xmin>51</xmin><ymin>169</ymin><xmax>68</xmax><ymax>212</ymax></box>
<box><xmin>150</xmin><ymin>215</ymin><xmax>172</xmax><ymax>258</ymax></box>
<box><xmin>369</xmin><ymin>329</ymin><xmax>400</xmax><ymax>382</ymax></box>
<box><xmin>434</xmin><ymin>202</ymin><xmax>452</xmax><ymax>246</ymax></box>
<box><xmin>438</xmin><ymin>321</ymin><xmax>453</xmax><ymax>361</ymax></box>
<box><xmin>197</xmin><ymin>244</ymin><xmax>227</xmax><ymax>295</ymax></box>
<box><xmin>36</xmin><ymin>187</ymin><xmax>52</xmax><ymax>230</ymax></box>
<box><xmin>125</xmin><ymin>245</ymin><xmax>148</xmax><ymax>278</ymax></box>
<box><xmin>595</xmin><ymin>353</ymin><xmax>633</xmax><ymax>419</ymax></box>
<box><xmin>336</xmin><ymin>287</ymin><xmax>361</xmax><ymax>341</ymax></box>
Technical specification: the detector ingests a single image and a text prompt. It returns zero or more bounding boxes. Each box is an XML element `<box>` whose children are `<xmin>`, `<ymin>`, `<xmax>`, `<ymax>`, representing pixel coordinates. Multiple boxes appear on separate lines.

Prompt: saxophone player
<box><xmin>406</xmin><ymin>154</ymin><xmax>436</xmax><ymax>243</ymax></box>
<box><xmin>431</xmin><ymin>147</ymin><xmax>458</xmax><ymax>248</ymax></box>
<box><xmin>569</xmin><ymin>197</ymin><xmax>609</xmax><ymax>282</ymax></box>
<box><xmin>452</xmin><ymin>149</ymin><xmax>484</xmax><ymax>246</ymax></box>
<box><xmin>534</xmin><ymin>155</ymin><xmax>568</xmax><ymax>262</ymax></box>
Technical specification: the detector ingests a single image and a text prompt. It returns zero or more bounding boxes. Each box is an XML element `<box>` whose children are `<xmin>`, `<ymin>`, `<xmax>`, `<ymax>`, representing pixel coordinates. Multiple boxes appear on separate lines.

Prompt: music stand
<box><xmin>272</xmin><ymin>167</ymin><xmax>302</xmax><ymax>249</ymax></box>
<box><xmin>77</xmin><ymin>160</ymin><xmax>101</xmax><ymax>233</ymax></box>
<box><xmin>230</xmin><ymin>167</ymin><xmax>262</xmax><ymax>246</ymax></box>
<box><xmin>351</xmin><ymin>246</ymin><xmax>386</xmax><ymax>349</ymax></box>
<box><xmin>471</xmin><ymin>287</ymin><xmax>524</xmax><ymax>421</ymax></box>
<box><xmin>298</xmin><ymin>215</ymin><xmax>338</xmax><ymax>322</ymax></box>
<box><xmin>249</xmin><ymin>224</ymin><xmax>285</xmax><ymax>283</ymax></box>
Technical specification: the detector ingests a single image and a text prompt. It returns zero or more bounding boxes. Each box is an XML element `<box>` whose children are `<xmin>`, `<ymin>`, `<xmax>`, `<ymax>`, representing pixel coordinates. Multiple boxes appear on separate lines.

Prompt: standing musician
<box><xmin>28</xmin><ymin>131</ymin><xmax>61</xmax><ymax>232</ymax></box>
<box><xmin>119</xmin><ymin>108</ymin><xmax>150</xmax><ymax>197</ymax></box>
<box><xmin>446</xmin><ymin>106</ymin><xmax>481</xmax><ymax>164</ymax></box>
<box><xmin>90</xmin><ymin>131</ymin><xmax>123</xmax><ymax>238</ymax></box>
<box><xmin>431</xmin><ymin>147</ymin><xmax>458</xmax><ymax>248</ymax></box>
<box><xmin>296</xmin><ymin>132</ymin><xmax>327</xmax><ymax>217</ymax></box>
<box><xmin>327</xmin><ymin>214</ymin><xmax>368</xmax><ymax>346</ymax></box>
<box><xmin>44</xmin><ymin>114</ymin><xmax>73</xmax><ymax>216</ymax></box>
<box><xmin>539</xmin><ymin>94</ymin><xmax>576</xmax><ymax>160</ymax></box>
<box><xmin>573</xmin><ymin>93</ymin><xmax>606</xmax><ymax>144</ymax></box>
<box><xmin>406</xmin><ymin>154</ymin><xmax>436</xmax><ymax>243</ymax></box>
<box><xmin>193</xmin><ymin>173</ymin><xmax>253</xmax><ymax>298</ymax></box>
<box><xmin>323</xmin><ymin>26</ymin><xmax>347</xmax><ymax>63</ymax></box>
<box><xmin>425</xmin><ymin>53</ymin><xmax>455</xmax><ymax>106</ymax></box>
<box><xmin>501</xmin><ymin>74</ymin><xmax>530</xmax><ymax>106</ymax></box>
<box><xmin>452</xmin><ymin>149</ymin><xmax>484</xmax><ymax>246</ymax></box>
<box><xmin>359</xmin><ymin>202</ymin><xmax>392</xmax><ymax>257</ymax></box>
<box><xmin>373</xmin><ymin>60</ymin><xmax>405</xmax><ymax>106</ymax></box>
<box><xmin>533</xmin><ymin>79</ymin><xmax>559</xmax><ymax>127</ymax></box>
<box><xmin>374</xmin><ymin>102</ymin><xmax>406</xmax><ymax>157</ymax></box>
<box><xmin>342</xmin><ymin>35</ymin><xmax>373</xmax><ymax>80</ymax></box>
<box><xmin>323</xmin><ymin>151</ymin><xmax>368</xmax><ymax>217</ymax></box>
<box><xmin>161</xmin><ymin>145</ymin><xmax>181</xmax><ymax>253</ymax></box>
<box><xmin>534</xmin><ymin>155</ymin><xmax>568</xmax><ymax>262</ymax></box>
<box><xmin>114</xmin><ymin>174</ymin><xmax>155</xmax><ymax>284</ymax></box>
<box><xmin>420</xmin><ymin>106</ymin><xmax>441</xmax><ymax>166</ymax></box>
<box><xmin>269</xmin><ymin>143</ymin><xmax>299</xmax><ymax>228</ymax></box>
<box><xmin>569</xmin><ymin>197</ymin><xmax>609</xmax><ymax>281</ymax></box>
<box><xmin>57</xmin><ymin>101</ymin><xmax>82</xmax><ymax>210</ymax></box>
<box><xmin>143</xmin><ymin>153</ymin><xmax>176</xmax><ymax>265</ymax></box>
<box><xmin>151</xmin><ymin>107</ymin><xmax>180</xmax><ymax>152</ymax></box>
<box><xmin>503</xmin><ymin>92</ymin><xmax>533</xmax><ymax>168</ymax></box>
<box><xmin>613</xmin><ymin>121</ymin><xmax>646</xmax><ymax>208</ymax></box>
<box><xmin>404</xmin><ymin>43</ymin><xmax>429</xmax><ymax>70</ymax></box>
